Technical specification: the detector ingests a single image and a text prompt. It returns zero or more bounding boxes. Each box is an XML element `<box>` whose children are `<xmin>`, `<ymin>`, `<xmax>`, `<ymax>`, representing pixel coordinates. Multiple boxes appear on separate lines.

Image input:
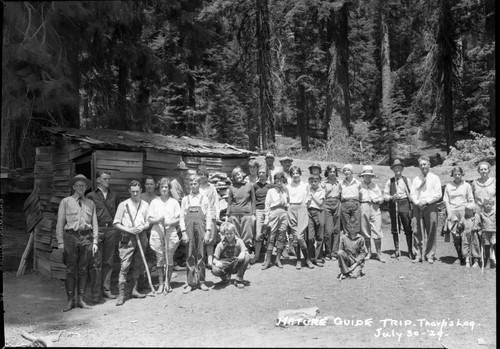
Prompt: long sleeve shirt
<box><xmin>227</xmin><ymin>182</ymin><xmax>255</xmax><ymax>215</ymax></box>
<box><xmin>339</xmin><ymin>233</ymin><xmax>367</xmax><ymax>263</ymax></box>
<box><xmin>113</xmin><ymin>198</ymin><xmax>149</xmax><ymax>230</ymax></box>
<box><xmin>340</xmin><ymin>178</ymin><xmax>362</xmax><ymax>201</ymax></box>
<box><xmin>199</xmin><ymin>183</ymin><xmax>220</xmax><ymax>220</ymax></box>
<box><xmin>359</xmin><ymin>181</ymin><xmax>384</xmax><ymax>204</ymax></box>
<box><xmin>254</xmin><ymin>181</ymin><xmax>273</xmax><ymax>210</ymax></box>
<box><xmin>383</xmin><ymin>176</ymin><xmax>412</xmax><ymax>201</ymax></box>
<box><xmin>264</xmin><ymin>187</ymin><xmax>289</xmax><ymax>225</ymax></box>
<box><xmin>179</xmin><ymin>192</ymin><xmax>211</xmax><ymax>231</ymax></box>
<box><xmin>56</xmin><ymin>195</ymin><xmax>99</xmax><ymax>245</ymax></box>
<box><xmin>443</xmin><ymin>181</ymin><xmax>474</xmax><ymax>212</ymax></box>
<box><xmin>86</xmin><ymin>187</ymin><xmax>121</xmax><ymax>226</ymax></box>
<box><xmin>410</xmin><ymin>172</ymin><xmax>442</xmax><ymax>206</ymax></box>
<box><xmin>287</xmin><ymin>180</ymin><xmax>309</xmax><ymax>205</ymax></box>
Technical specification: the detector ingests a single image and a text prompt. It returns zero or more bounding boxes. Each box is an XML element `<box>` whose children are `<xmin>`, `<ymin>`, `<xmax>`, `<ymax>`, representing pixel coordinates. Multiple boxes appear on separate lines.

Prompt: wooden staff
<box><xmin>126</xmin><ymin>203</ymin><xmax>156</xmax><ymax>296</ymax></box>
<box><xmin>395</xmin><ymin>200</ymin><xmax>401</xmax><ymax>262</ymax></box>
<box><xmin>420</xmin><ymin>206</ymin><xmax>425</xmax><ymax>263</ymax></box>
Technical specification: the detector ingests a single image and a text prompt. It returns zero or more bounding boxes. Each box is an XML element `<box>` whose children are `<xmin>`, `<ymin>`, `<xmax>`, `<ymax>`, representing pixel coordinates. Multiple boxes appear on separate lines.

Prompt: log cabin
<box><xmin>24</xmin><ymin>126</ymin><xmax>256</xmax><ymax>279</ymax></box>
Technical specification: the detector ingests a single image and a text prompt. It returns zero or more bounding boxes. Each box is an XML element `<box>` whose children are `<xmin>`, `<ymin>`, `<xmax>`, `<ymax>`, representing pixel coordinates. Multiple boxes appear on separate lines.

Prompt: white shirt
<box><xmin>410</xmin><ymin>172</ymin><xmax>442</xmax><ymax>206</ymax></box>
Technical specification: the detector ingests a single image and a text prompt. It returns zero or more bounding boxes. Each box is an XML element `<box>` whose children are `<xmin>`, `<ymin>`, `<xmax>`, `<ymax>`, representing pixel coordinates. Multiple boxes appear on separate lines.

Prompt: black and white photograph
<box><xmin>1</xmin><ymin>0</ymin><xmax>496</xmax><ymax>347</ymax></box>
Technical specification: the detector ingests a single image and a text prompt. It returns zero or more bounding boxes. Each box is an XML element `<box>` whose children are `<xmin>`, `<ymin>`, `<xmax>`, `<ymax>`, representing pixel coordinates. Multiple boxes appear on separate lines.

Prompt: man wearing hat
<box><xmin>339</xmin><ymin>164</ymin><xmax>362</xmax><ymax>236</ymax></box>
<box><xmin>279</xmin><ymin>156</ymin><xmax>293</xmax><ymax>181</ymax></box>
<box><xmin>410</xmin><ymin>156</ymin><xmax>442</xmax><ymax>264</ymax></box>
<box><xmin>383</xmin><ymin>159</ymin><xmax>414</xmax><ymax>259</ymax></box>
<box><xmin>308</xmin><ymin>163</ymin><xmax>322</xmax><ymax>176</ymax></box>
<box><xmin>171</xmin><ymin>159</ymin><xmax>190</xmax><ymax>271</ymax></box>
<box><xmin>265</xmin><ymin>152</ymin><xmax>282</xmax><ymax>184</ymax></box>
<box><xmin>56</xmin><ymin>174</ymin><xmax>99</xmax><ymax>312</ymax></box>
<box><xmin>359</xmin><ymin>165</ymin><xmax>385</xmax><ymax>262</ymax></box>
<box><xmin>171</xmin><ymin>159</ymin><xmax>189</xmax><ymax>203</ymax></box>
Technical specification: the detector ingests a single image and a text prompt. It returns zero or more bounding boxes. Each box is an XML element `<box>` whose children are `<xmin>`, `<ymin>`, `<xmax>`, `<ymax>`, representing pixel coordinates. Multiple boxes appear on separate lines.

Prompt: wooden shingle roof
<box><xmin>44</xmin><ymin>127</ymin><xmax>256</xmax><ymax>158</ymax></box>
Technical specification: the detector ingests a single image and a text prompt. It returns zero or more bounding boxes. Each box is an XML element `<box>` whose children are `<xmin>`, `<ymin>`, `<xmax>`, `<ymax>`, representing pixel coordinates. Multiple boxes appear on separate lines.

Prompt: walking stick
<box><xmin>395</xmin><ymin>200</ymin><xmax>401</xmax><ymax>262</ymax></box>
<box><xmin>126</xmin><ymin>203</ymin><xmax>156</xmax><ymax>296</ymax></box>
<box><xmin>419</xmin><ymin>206</ymin><xmax>425</xmax><ymax>263</ymax></box>
<box><xmin>480</xmin><ymin>232</ymin><xmax>484</xmax><ymax>274</ymax></box>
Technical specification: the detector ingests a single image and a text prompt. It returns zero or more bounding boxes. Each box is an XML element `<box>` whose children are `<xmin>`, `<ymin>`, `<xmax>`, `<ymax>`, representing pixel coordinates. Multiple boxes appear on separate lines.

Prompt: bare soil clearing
<box><xmin>2</xmin><ymin>159</ymin><xmax>496</xmax><ymax>348</ymax></box>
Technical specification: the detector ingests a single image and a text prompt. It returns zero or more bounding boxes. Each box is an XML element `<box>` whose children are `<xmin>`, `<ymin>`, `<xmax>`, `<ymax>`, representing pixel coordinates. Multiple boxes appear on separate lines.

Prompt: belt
<box><xmin>271</xmin><ymin>205</ymin><xmax>287</xmax><ymax>210</ymax></box>
<box><xmin>341</xmin><ymin>198</ymin><xmax>359</xmax><ymax>203</ymax></box>
<box><xmin>360</xmin><ymin>201</ymin><xmax>372</xmax><ymax>204</ymax></box>
<box><xmin>66</xmin><ymin>228</ymin><xmax>92</xmax><ymax>235</ymax></box>
<box><xmin>99</xmin><ymin>222</ymin><xmax>113</xmax><ymax>227</ymax></box>
<box><xmin>308</xmin><ymin>207</ymin><xmax>323</xmax><ymax>211</ymax></box>
<box><xmin>289</xmin><ymin>203</ymin><xmax>304</xmax><ymax>206</ymax></box>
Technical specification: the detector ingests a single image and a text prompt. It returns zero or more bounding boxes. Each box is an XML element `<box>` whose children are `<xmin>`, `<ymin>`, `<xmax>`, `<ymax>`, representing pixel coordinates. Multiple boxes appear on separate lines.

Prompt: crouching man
<box><xmin>212</xmin><ymin>222</ymin><xmax>250</xmax><ymax>288</ymax></box>
<box><xmin>337</xmin><ymin>220</ymin><xmax>368</xmax><ymax>280</ymax></box>
<box><xmin>113</xmin><ymin>180</ymin><xmax>150</xmax><ymax>306</ymax></box>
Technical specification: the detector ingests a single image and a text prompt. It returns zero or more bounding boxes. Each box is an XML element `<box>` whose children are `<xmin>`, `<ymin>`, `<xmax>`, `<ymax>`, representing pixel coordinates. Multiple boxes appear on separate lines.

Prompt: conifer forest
<box><xmin>2</xmin><ymin>0</ymin><xmax>495</xmax><ymax>168</ymax></box>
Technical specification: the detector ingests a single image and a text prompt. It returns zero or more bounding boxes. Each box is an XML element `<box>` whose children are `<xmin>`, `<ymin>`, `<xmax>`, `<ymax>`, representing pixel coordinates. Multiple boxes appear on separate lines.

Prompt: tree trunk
<box><xmin>336</xmin><ymin>4</ymin><xmax>351</xmax><ymax>134</ymax></box>
<box><xmin>297</xmin><ymin>83</ymin><xmax>309</xmax><ymax>151</ymax></box>
<box><xmin>380</xmin><ymin>1</ymin><xmax>392</xmax><ymax>161</ymax></box>
<box><xmin>112</xmin><ymin>59</ymin><xmax>128</xmax><ymax>130</ymax></box>
<box><xmin>485</xmin><ymin>0</ymin><xmax>495</xmax><ymax>137</ymax></box>
<box><xmin>438</xmin><ymin>0</ymin><xmax>455</xmax><ymax>153</ymax></box>
<box><xmin>256</xmin><ymin>0</ymin><xmax>274</xmax><ymax>149</ymax></box>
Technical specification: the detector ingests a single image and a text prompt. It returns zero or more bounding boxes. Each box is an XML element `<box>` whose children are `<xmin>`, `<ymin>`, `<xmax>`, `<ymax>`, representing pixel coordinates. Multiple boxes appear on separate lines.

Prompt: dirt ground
<box><xmin>2</xmin><ymin>161</ymin><xmax>497</xmax><ymax>348</ymax></box>
<box><xmin>2</xmin><ymin>209</ymin><xmax>496</xmax><ymax>348</ymax></box>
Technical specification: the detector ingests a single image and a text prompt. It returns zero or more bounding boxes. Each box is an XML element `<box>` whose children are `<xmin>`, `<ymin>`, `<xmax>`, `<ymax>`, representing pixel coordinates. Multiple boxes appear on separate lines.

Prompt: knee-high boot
<box><xmin>165</xmin><ymin>265</ymin><xmax>173</xmax><ymax>293</ymax></box>
<box><xmin>374</xmin><ymin>239</ymin><xmax>386</xmax><ymax>263</ymax></box>
<box><xmin>63</xmin><ymin>276</ymin><xmax>75</xmax><ymax>312</ymax></box>
<box><xmin>157</xmin><ymin>266</ymin><xmax>165</xmax><ymax>293</ymax></box>
<box><xmin>365</xmin><ymin>239</ymin><xmax>372</xmax><ymax>260</ymax></box>
<box><xmin>391</xmin><ymin>234</ymin><xmax>400</xmax><ymax>258</ymax></box>
<box><xmin>295</xmin><ymin>245</ymin><xmax>302</xmax><ymax>270</ymax></box>
<box><xmin>406</xmin><ymin>234</ymin><xmax>414</xmax><ymax>259</ymax></box>
<box><xmin>261</xmin><ymin>250</ymin><xmax>273</xmax><ymax>270</ymax></box>
<box><xmin>116</xmin><ymin>282</ymin><xmax>126</xmax><ymax>306</ymax></box>
<box><xmin>251</xmin><ymin>241</ymin><xmax>262</xmax><ymax>265</ymax></box>
<box><xmin>302</xmin><ymin>248</ymin><xmax>314</xmax><ymax>269</ymax></box>
<box><xmin>275</xmin><ymin>249</ymin><xmax>283</xmax><ymax>269</ymax></box>
<box><xmin>76</xmin><ymin>275</ymin><xmax>91</xmax><ymax>309</ymax></box>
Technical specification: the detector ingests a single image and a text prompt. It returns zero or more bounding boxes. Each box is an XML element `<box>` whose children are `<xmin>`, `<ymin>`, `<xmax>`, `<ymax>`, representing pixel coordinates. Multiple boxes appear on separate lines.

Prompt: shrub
<box><xmin>443</xmin><ymin>131</ymin><xmax>496</xmax><ymax>166</ymax></box>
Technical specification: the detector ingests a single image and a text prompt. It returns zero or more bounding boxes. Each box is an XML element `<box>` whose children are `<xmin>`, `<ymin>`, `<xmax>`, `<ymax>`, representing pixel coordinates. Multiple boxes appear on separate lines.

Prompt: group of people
<box><xmin>56</xmin><ymin>153</ymin><xmax>496</xmax><ymax>311</ymax></box>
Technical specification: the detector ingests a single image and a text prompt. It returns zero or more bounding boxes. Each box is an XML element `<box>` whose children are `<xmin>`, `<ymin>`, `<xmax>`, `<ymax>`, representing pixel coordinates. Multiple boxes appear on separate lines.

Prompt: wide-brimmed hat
<box><xmin>360</xmin><ymin>165</ymin><xmax>375</xmax><ymax>176</ymax></box>
<box><xmin>308</xmin><ymin>162</ymin><xmax>322</xmax><ymax>172</ymax></box>
<box><xmin>279</xmin><ymin>156</ymin><xmax>293</xmax><ymax>163</ymax></box>
<box><xmin>175</xmin><ymin>160</ymin><xmax>189</xmax><ymax>170</ymax></box>
<box><xmin>70</xmin><ymin>174</ymin><xmax>91</xmax><ymax>187</ymax></box>
<box><xmin>265</xmin><ymin>152</ymin><xmax>275</xmax><ymax>159</ymax></box>
<box><xmin>390</xmin><ymin>159</ymin><xmax>405</xmax><ymax>169</ymax></box>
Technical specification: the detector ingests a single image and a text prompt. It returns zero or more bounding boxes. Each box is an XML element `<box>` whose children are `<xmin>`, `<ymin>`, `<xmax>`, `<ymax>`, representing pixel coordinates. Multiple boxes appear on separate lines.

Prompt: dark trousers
<box><xmin>324</xmin><ymin>200</ymin><xmax>341</xmax><ymax>257</ymax></box>
<box><xmin>340</xmin><ymin>200</ymin><xmax>360</xmax><ymax>235</ymax></box>
<box><xmin>308</xmin><ymin>208</ymin><xmax>324</xmax><ymax>261</ymax></box>
<box><xmin>63</xmin><ymin>230</ymin><xmax>92</xmax><ymax>296</ymax></box>
<box><xmin>91</xmin><ymin>227</ymin><xmax>119</xmax><ymax>297</ymax></box>
<box><xmin>389</xmin><ymin>201</ymin><xmax>412</xmax><ymax>236</ymax></box>
<box><xmin>212</xmin><ymin>255</ymin><xmax>250</xmax><ymax>279</ymax></box>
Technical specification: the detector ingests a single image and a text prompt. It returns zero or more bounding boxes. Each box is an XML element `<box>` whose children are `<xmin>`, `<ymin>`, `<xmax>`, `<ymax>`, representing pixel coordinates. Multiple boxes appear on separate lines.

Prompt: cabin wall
<box><xmin>93</xmin><ymin>150</ymin><xmax>144</xmax><ymax>201</ymax></box>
